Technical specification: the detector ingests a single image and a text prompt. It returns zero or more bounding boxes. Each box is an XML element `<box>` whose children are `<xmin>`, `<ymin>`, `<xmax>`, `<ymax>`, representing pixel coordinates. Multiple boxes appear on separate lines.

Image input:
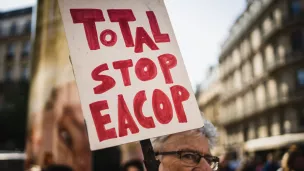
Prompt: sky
<box><xmin>1</xmin><ymin>0</ymin><xmax>246</xmax><ymax>90</ymax></box>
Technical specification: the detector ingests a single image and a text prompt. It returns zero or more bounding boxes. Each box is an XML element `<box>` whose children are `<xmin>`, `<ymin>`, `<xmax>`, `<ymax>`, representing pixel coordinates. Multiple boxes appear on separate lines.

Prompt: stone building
<box><xmin>218</xmin><ymin>0</ymin><xmax>304</xmax><ymax>158</ymax></box>
<box><xmin>197</xmin><ymin>66</ymin><xmax>226</xmax><ymax>157</ymax></box>
<box><xmin>0</xmin><ymin>7</ymin><xmax>32</xmax><ymax>82</ymax></box>
<box><xmin>0</xmin><ymin>7</ymin><xmax>32</xmax><ymax>150</ymax></box>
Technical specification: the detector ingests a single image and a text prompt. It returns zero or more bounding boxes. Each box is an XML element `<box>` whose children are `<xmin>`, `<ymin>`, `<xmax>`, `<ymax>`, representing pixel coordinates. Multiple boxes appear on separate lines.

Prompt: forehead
<box><xmin>163</xmin><ymin>132</ymin><xmax>210</xmax><ymax>155</ymax></box>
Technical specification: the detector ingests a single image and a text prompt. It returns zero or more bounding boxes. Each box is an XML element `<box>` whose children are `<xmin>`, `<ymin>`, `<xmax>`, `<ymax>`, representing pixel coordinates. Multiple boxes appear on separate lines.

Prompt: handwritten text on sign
<box><xmin>59</xmin><ymin>0</ymin><xmax>203</xmax><ymax>150</ymax></box>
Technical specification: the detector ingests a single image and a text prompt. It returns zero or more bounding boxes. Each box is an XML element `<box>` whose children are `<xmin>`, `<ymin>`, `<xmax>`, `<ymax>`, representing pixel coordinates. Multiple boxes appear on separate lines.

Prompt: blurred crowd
<box><xmin>26</xmin><ymin>144</ymin><xmax>304</xmax><ymax>171</ymax></box>
<box><xmin>27</xmin><ymin>150</ymin><xmax>145</xmax><ymax>171</ymax></box>
<box><xmin>219</xmin><ymin>145</ymin><xmax>304</xmax><ymax>171</ymax></box>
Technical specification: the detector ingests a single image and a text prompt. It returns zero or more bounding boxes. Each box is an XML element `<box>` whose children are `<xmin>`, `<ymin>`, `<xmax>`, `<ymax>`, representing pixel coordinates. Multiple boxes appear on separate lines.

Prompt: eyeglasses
<box><xmin>155</xmin><ymin>150</ymin><xmax>219</xmax><ymax>171</ymax></box>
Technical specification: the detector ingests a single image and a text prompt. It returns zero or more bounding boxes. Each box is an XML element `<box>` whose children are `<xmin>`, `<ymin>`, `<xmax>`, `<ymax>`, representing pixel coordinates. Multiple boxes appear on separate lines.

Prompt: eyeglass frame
<box><xmin>155</xmin><ymin>150</ymin><xmax>219</xmax><ymax>170</ymax></box>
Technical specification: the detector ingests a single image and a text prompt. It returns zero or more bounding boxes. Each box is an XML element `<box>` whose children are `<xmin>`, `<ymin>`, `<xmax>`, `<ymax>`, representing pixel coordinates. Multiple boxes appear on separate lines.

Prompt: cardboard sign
<box><xmin>58</xmin><ymin>0</ymin><xmax>204</xmax><ymax>150</ymax></box>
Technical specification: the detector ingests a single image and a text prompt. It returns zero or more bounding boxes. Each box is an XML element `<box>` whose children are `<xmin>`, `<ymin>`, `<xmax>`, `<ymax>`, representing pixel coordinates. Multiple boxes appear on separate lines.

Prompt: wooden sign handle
<box><xmin>140</xmin><ymin>139</ymin><xmax>160</xmax><ymax>171</ymax></box>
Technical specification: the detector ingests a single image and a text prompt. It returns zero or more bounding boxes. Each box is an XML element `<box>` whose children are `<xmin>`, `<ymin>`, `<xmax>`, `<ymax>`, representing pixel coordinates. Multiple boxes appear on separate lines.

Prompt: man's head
<box><xmin>289</xmin><ymin>144</ymin><xmax>298</xmax><ymax>152</ymax></box>
<box><xmin>267</xmin><ymin>153</ymin><xmax>273</xmax><ymax>162</ymax></box>
<box><xmin>152</xmin><ymin>119</ymin><xmax>218</xmax><ymax>171</ymax></box>
<box><xmin>122</xmin><ymin>160</ymin><xmax>144</xmax><ymax>171</ymax></box>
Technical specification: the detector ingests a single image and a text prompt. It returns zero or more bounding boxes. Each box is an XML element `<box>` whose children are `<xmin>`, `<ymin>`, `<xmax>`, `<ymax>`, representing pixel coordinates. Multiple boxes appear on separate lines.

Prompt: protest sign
<box><xmin>58</xmin><ymin>0</ymin><xmax>204</xmax><ymax>150</ymax></box>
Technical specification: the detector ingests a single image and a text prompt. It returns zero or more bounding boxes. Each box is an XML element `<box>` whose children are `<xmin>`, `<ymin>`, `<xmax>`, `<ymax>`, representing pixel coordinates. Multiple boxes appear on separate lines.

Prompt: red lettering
<box><xmin>158</xmin><ymin>53</ymin><xmax>177</xmax><ymax>84</ymax></box>
<box><xmin>146</xmin><ymin>11</ymin><xmax>170</xmax><ymax>43</ymax></box>
<box><xmin>91</xmin><ymin>64</ymin><xmax>116</xmax><ymax>94</ymax></box>
<box><xmin>134</xmin><ymin>27</ymin><xmax>159</xmax><ymax>53</ymax></box>
<box><xmin>70</xmin><ymin>9</ymin><xmax>105</xmax><ymax>50</ymax></box>
<box><xmin>152</xmin><ymin>89</ymin><xmax>173</xmax><ymax>124</ymax></box>
<box><xmin>113</xmin><ymin>60</ymin><xmax>133</xmax><ymax>86</ymax></box>
<box><xmin>133</xmin><ymin>90</ymin><xmax>155</xmax><ymax>128</ymax></box>
<box><xmin>108</xmin><ymin>9</ymin><xmax>136</xmax><ymax>47</ymax></box>
<box><xmin>100</xmin><ymin>29</ymin><xmax>117</xmax><ymax>47</ymax></box>
<box><xmin>170</xmin><ymin>85</ymin><xmax>189</xmax><ymax>123</ymax></box>
<box><xmin>118</xmin><ymin>95</ymin><xmax>140</xmax><ymax>137</ymax></box>
<box><xmin>135</xmin><ymin>58</ymin><xmax>157</xmax><ymax>81</ymax></box>
<box><xmin>89</xmin><ymin>101</ymin><xmax>117</xmax><ymax>142</ymax></box>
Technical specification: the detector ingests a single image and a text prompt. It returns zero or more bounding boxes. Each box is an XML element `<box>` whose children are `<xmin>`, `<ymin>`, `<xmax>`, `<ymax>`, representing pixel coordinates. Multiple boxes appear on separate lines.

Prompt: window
<box><xmin>232</xmin><ymin>49</ymin><xmax>241</xmax><ymax>65</ymax></box>
<box><xmin>6</xmin><ymin>44</ymin><xmax>15</xmax><ymax>62</ymax></box>
<box><xmin>20</xmin><ymin>64</ymin><xmax>29</xmax><ymax>80</ymax></box>
<box><xmin>23</xmin><ymin>20</ymin><xmax>31</xmax><ymax>33</ymax></box>
<box><xmin>274</xmin><ymin>8</ymin><xmax>283</xmax><ymax>26</ymax></box>
<box><xmin>248</xmin><ymin>121</ymin><xmax>256</xmax><ymax>140</ymax></box>
<box><xmin>258</xmin><ymin>118</ymin><xmax>268</xmax><ymax>138</ymax></box>
<box><xmin>297</xmin><ymin>69</ymin><xmax>304</xmax><ymax>86</ymax></box>
<box><xmin>234</xmin><ymin>70</ymin><xmax>242</xmax><ymax>89</ymax></box>
<box><xmin>236</xmin><ymin>97</ymin><xmax>243</xmax><ymax>117</ymax></box>
<box><xmin>242</xmin><ymin>62</ymin><xmax>253</xmax><ymax>84</ymax></box>
<box><xmin>265</xmin><ymin>45</ymin><xmax>275</xmax><ymax>69</ymax></box>
<box><xmin>280</xmin><ymin>72</ymin><xmax>295</xmax><ymax>97</ymax></box>
<box><xmin>5</xmin><ymin>65</ymin><xmax>13</xmax><ymax>81</ymax></box>
<box><xmin>10</xmin><ymin>22</ymin><xmax>17</xmax><ymax>35</ymax></box>
<box><xmin>284</xmin><ymin>108</ymin><xmax>297</xmax><ymax>133</ymax></box>
<box><xmin>277</xmin><ymin>38</ymin><xmax>287</xmax><ymax>62</ymax></box>
<box><xmin>291</xmin><ymin>30</ymin><xmax>303</xmax><ymax>51</ymax></box>
<box><xmin>271</xmin><ymin>114</ymin><xmax>280</xmax><ymax>136</ymax></box>
<box><xmin>253</xmin><ymin>53</ymin><xmax>264</xmax><ymax>77</ymax></box>
<box><xmin>225</xmin><ymin>56</ymin><xmax>232</xmax><ymax>72</ymax></box>
<box><xmin>244</xmin><ymin>91</ymin><xmax>254</xmax><ymax>114</ymax></box>
<box><xmin>290</xmin><ymin>0</ymin><xmax>304</xmax><ymax>17</ymax></box>
<box><xmin>241</xmin><ymin>39</ymin><xmax>251</xmax><ymax>58</ymax></box>
<box><xmin>267</xmin><ymin>78</ymin><xmax>278</xmax><ymax>103</ymax></box>
<box><xmin>21</xmin><ymin>41</ymin><xmax>31</xmax><ymax>59</ymax></box>
<box><xmin>255</xmin><ymin>84</ymin><xmax>266</xmax><ymax>109</ymax></box>
<box><xmin>263</xmin><ymin>15</ymin><xmax>273</xmax><ymax>35</ymax></box>
<box><xmin>251</xmin><ymin>28</ymin><xmax>262</xmax><ymax>51</ymax></box>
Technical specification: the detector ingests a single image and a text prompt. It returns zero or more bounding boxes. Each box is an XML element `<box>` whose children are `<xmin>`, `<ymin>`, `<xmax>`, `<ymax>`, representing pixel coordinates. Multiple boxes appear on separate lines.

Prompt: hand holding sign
<box><xmin>58</xmin><ymin>0</ymin><xmax>203</xmax><ymax>151</ymax></box>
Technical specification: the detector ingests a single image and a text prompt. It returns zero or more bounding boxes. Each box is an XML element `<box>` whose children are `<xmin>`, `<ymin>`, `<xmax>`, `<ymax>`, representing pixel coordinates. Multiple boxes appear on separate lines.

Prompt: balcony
<box><xmin>219</xmin><ymin>89</ymin><xmax>304</xmax><ymax>126</ymax></box>
<box><xmin>221</xmin><ymin>52</ymin><xmax>304</xmax><ymax>104</ymax></box>
<box><xmin>220</xmin><ymin>23</ymin><xmax>283</xmax><ymax>81</ymax></box>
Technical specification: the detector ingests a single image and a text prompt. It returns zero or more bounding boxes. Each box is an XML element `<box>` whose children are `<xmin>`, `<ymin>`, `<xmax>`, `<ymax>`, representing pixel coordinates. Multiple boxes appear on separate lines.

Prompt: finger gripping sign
<box><xmin>58</xmin><ymin>0</ymin><xmax>204</xmax><ymax>150</ymax></box>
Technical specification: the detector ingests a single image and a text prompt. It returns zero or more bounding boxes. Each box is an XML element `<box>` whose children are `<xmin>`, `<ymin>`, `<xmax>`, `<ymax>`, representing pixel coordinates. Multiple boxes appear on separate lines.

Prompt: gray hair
<box><xmin>151</xmin><ymin>119</ymin><xmax>217</xmax><ymax>151</ymax></box>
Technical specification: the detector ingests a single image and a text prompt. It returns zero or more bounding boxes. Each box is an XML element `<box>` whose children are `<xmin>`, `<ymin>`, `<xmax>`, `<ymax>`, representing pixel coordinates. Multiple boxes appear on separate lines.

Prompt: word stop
<box><xmin>89</xmin><ymin>53</ymin><xmax>191</xmax><ymax>142</ymax></box>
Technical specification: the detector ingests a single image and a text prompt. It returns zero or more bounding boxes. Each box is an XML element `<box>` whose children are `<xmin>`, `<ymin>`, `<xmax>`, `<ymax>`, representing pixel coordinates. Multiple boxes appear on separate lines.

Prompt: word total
<box><xmin>70</xmin><ymin>9</ymin><xmax>170</xmax><ymax>53</ymax></box>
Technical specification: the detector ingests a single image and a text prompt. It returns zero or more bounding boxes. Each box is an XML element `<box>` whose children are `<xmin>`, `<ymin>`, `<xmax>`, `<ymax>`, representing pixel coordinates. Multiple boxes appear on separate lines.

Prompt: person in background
<box><xmin>286</xmin><ymin>148</ymin><xmax>304</xmax><ymax>171</ymax></box>
<box><xmin>254</xmin><ymin>156</ymin><xmax>263</xmax><ymax>171</ymax></box>
<box><xmin>262</xmin><ymin>153</ymin><xmax>279</xmax><ymax>171</ymax></box>
<box><xmin>280</xmin><ymin>145</ymin><xmax>298</xmax><ymax>171</ymax></box>
<box><xmin>93</xmin><ymin>146</ymin><xmax>122</xmax><ymax>171</ymax></box>
<box><xmin>218</xmin><ymin>154</ymin><xmax>232</xmax><ymax>171</ymax></box>
<box><xmin>237</xmin><ymin>152</ymin><xmax>255</xmax><ymax>171</ymax></box>
<box><xmin>122</xmin><ymin>160</ymin><xmax>145</xmax><ymax>171</ymax></box>
<box><xmin>152</xmin><ymin>118</ymin><xmax>219</xmax><ymax>171</ymax></box>
<box><xmin>228</xmin><ymin>153</ymin><xmax>241</xmax><ymax>171</ymax></box>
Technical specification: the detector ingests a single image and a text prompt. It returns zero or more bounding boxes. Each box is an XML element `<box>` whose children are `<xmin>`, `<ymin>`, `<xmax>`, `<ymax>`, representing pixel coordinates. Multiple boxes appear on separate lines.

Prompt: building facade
<box><xmin>0</xmin><ymin>7</ymin><xmax>32</xmax><ymax>82</ymax></box>
<box><xmin>218</xmin><ymin>0</ymin><xmax>304</xmax><ymax>158</ymax></box>
<box><xmin>0</xmin><ymin>7</ymin><xmax>32</xmax><ymax>151</ymax></box>
<box><xmin>197</xmin><ymin>66</ymin><xmax>226</xmax><ymax>157</ymax></box>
